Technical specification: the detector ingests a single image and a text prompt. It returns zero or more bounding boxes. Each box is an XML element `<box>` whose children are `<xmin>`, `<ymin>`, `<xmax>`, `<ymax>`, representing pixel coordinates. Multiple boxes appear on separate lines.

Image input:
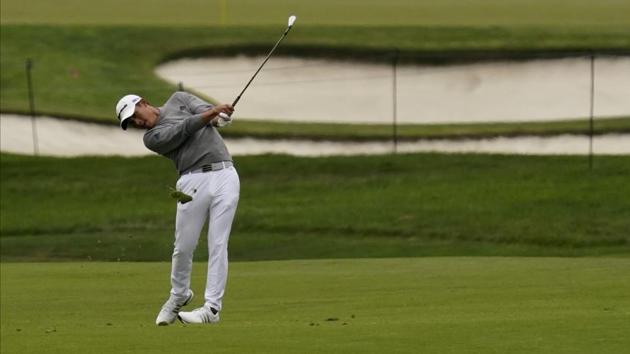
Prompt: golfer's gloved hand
<box><xmin>216</xmin><ymin>112</ymin><xmax>233</xmax><ymax>127</ymax></box>
<box><xmin>210</xmin><ymin>104</ymin><xmax>234</xmax><ymax>127</ymax></box>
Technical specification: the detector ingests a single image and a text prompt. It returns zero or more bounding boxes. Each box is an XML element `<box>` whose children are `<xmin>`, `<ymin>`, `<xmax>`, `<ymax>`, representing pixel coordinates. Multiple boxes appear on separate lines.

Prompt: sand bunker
<box><xmin>156</xmin><ymin>56</ymin><xmax>630</xmax><ymax>124</ymax></box>
<box><xmin>2</xmin><ymin>114</ymin><xmax>628</xmax><ymax>157</ymax></box>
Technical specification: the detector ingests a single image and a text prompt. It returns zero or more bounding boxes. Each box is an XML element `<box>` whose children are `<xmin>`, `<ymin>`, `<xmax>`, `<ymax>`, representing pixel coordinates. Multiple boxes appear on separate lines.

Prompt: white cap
<box><xmin>115</xmin><ymin>94</ymin><xmax>141</xmax><ymax>130</ymax></box>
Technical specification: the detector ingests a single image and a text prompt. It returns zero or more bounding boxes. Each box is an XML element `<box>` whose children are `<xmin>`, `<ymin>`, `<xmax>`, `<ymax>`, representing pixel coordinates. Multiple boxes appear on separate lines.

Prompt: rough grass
<box><xmin>1</xmin><ymin>153</ymin><xmax>629</xmax><ymax>261</ymax></box>
<box><xmin>217</xmin><ymin>116</ymin><xmax>630</xmax><ymax>141</ymax></box>
<box><xmin>1</xmin><ymin>258</ymin><xmax>629</xmax><ymax>353</ymax></box>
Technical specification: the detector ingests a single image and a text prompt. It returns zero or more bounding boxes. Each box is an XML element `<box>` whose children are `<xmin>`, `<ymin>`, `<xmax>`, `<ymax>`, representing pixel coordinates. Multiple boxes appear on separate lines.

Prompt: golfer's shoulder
<box><xmin>162</xmin><ymin>92</ymin><xmax>183</xmax><ymax>107</ymax></box>
<box><xmin>166</xmin><ymin>91</ymin><xmax>196</xmax><ymax>105</ymax></box>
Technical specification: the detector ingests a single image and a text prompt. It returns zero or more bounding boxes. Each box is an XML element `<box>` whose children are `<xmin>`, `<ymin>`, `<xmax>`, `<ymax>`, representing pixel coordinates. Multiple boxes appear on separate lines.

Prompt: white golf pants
<box><xmin>170</xmin><ymin>166</ymin><xmax>240</xmax><ymax>311</ymax></box>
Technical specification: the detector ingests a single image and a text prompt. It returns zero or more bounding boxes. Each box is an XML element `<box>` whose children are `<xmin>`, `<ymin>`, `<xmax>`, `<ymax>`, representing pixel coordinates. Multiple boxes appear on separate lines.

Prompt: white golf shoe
<box><xmin>155</xmin><ymin>290</ymin><xmax>194</xmax><ymax>326</ymax></box>
<box><xmin>178</xmin><ymin>305</ymin><xmax>220</xmax><ymax>324</ymax></box>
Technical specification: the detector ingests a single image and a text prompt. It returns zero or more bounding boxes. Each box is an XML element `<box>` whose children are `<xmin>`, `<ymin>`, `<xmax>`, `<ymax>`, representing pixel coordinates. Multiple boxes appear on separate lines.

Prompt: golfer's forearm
<box><xmin>195</xmin><ymin>109</ymin><xmax>220</xmax><ymax>126</ymax></box>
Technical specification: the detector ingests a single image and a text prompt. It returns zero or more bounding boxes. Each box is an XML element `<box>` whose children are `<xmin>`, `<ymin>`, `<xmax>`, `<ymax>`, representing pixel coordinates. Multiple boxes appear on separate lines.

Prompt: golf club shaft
<box><xmin>232</xmin><ymin>26</ymin><xmax>294</xmax><ymax>107</ymax></box>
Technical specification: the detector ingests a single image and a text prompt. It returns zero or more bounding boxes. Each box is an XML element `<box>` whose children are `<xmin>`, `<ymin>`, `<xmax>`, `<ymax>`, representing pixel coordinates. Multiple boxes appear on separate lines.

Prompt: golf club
<box><xmin>218</xmin><ymin>15</ymin><xmax>297</xmax><ymax>121</ymax></box>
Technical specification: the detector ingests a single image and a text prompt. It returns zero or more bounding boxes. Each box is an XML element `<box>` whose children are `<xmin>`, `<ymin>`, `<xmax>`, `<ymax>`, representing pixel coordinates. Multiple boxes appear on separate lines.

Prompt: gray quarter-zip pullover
<box><xmin>143</xmin><ymin>92</ymin><xmax>231</xmax><ymax>174</ymax></box>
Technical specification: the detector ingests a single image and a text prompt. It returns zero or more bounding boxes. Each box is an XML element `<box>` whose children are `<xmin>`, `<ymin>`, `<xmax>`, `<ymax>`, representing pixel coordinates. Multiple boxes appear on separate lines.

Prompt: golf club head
<box><xmin>288</xmin><ymin>15</ymin><xmax>297</xmax><ymax>28</ymax></box>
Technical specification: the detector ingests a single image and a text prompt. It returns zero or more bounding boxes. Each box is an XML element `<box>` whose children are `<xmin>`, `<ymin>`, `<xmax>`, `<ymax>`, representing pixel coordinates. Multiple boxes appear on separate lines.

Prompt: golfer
<box><xmin>115</xmin><ymin>92</ymin><xmax>239</xmax><ymax>325</ymax></box>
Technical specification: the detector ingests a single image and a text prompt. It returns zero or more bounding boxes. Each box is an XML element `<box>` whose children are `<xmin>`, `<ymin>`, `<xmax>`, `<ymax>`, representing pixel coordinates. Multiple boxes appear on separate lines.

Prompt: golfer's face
<box><xmin>129</xmin><ymin>99</ymin><xmax>155</xmax><ymax>129</ymax></box>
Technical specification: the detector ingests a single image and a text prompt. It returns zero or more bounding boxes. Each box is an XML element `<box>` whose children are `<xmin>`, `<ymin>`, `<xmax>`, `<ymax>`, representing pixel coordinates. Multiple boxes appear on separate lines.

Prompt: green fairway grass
<box><xmin>1</xmin><ymin>153</ymin><xmax>629</xmax><ymax>261</ymax></box>
<box><xmin>2</xmin><ymin>0</ymin><xmax>630</xmax><ymax>139</ymax></box>
<box><xmin>1</xmin><ymin>258</ymin><xmax>629</xmax><ymax>353</ymax></box>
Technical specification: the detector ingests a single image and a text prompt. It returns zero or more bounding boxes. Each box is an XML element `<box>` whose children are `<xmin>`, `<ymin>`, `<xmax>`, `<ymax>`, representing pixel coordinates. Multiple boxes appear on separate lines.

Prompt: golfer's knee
<box><xmin>172</xmin><ymin>242</ymin><xmax>197</xmax><ymax>257</ymax></box>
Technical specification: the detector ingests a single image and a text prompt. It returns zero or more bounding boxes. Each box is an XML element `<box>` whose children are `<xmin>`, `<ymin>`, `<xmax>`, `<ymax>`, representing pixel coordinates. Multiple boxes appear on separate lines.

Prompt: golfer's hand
<box><xmin>210</xmin><ymin>104</ymin><xmax>234</xmax><ymax>127</ymax></box>
<box><xmin>211</xmin><ymin>104</ymin><xmax>234</xmax><ymax>117</ymax></box>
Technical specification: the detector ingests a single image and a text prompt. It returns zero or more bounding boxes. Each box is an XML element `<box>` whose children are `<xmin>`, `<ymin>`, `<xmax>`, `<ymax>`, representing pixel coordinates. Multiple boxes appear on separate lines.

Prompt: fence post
<box><xmin>589</xmin><ymin>53</ymin><xmax>595</xmax><ymax>170</ymax></box>
<box><xmin>392</xmin><ymin>49</ymin><xmax>399</xmax><ymax>154</ymax></box>
<box><xmin>26</xmin><ymin>58</ymin><xmax>39</xmax><ymax>155</ymax></box>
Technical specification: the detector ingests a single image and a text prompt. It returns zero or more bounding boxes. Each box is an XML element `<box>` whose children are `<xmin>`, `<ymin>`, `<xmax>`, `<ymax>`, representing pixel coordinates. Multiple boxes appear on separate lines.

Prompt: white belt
<box><xmin>181</xmin><ymin>161</ymin><xmax>233</xmax><ymax>175</ymax></box>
